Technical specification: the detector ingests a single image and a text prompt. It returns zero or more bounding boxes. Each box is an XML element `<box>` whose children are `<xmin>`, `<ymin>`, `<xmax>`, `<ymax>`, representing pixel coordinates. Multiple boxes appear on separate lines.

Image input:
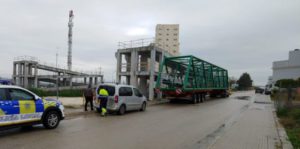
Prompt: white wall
<box><xmin>273</xmin><ymin>67</ymin><xmax>300</xmax><ymax>81</ymax></box>
<box><xmin>272</xmin><ymin>49</ymin><xmax>300</xmax><ymax>82</ymax></box>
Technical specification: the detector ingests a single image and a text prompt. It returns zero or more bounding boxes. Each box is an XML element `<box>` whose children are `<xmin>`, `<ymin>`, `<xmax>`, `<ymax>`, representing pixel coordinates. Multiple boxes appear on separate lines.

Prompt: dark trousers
<box><xmin>85</xmin><ymin>97</ymin><xmax>94</xmax><ymax>111</ymax></box>
<box><xmin>99</xmin><ymin>96</ymin><xmax>108</xmax><ymax>110</ymax></box>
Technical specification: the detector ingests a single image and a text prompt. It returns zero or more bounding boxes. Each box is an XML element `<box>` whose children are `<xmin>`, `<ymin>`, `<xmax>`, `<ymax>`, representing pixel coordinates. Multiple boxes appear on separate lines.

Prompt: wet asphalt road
<box><xmin>0</xmin><ymin>91</ymin><xmax>254</xmax><ymax>149</ymax></box>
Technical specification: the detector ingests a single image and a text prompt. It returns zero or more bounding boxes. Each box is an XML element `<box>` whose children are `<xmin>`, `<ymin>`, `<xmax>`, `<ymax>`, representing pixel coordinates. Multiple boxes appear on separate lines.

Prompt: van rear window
<box><xmin>119</xmin><ymin>87</ymin><xmax>133</xmax><ymax>96</ymax></box>
<box><xmin>97</xmin><ymin>85</ymin><xmax>115</xmax><ymax>96</ymax></box>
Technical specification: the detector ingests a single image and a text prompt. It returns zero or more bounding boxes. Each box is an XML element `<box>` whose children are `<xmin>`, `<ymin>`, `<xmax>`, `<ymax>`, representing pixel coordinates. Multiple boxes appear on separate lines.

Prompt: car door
<box><xmin>119</xmin><ymin>87</ymin><xmax>134</xmax><ymax>110</ymax></box>
<box><xmin>133</xmin><ymin>88</ymin><xmax>143</xmax><ymax>109</ymax></box>
<box><xmin>8</xmin><ymin>88</ymin><xmax>41</xmax><ymax>124</ymax></box>
<box><xmin>127</xmin><ymin>87</ymin><xmax>136</xmax><ymax>110</ymax></box>
<box><xmin>0</xmin><ymin>88</ymin><xmax>17</xmax><ymax>126</ymax></box>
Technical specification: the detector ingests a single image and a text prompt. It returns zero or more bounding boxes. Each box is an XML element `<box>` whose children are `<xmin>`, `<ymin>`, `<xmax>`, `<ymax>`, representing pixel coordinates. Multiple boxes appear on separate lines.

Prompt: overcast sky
<box><xmin>0</xmin><ymin>0</ymin><xmax>300</xmax><ymax>85</ymax></box>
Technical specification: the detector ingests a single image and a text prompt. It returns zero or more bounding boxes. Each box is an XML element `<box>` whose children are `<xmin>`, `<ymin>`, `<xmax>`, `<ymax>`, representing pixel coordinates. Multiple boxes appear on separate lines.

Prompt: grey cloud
<box><xmin>0</xmin><ymin>0</ymin><xmax>300</xmax><ymax>85</ymax></box>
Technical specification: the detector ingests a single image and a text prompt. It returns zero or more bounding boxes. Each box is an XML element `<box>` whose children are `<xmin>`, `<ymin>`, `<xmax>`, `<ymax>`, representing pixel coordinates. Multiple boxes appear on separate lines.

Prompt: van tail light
<box><xmin>114</xmin><ymin>95</ymin><xmax>119</xmax><ymax>103</ymax></box>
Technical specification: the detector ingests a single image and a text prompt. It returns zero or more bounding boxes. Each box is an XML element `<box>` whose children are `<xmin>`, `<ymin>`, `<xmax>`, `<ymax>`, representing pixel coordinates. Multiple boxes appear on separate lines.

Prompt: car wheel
<box><xmin>118</xmin><ymin>105</ymin><xmax>126</xmax><ymax>115</ymax></box>
<box><xmin>140</xmin><ymin>102</ymin><xmax>146</xmax><ymax>111</ymax></box>
<box><xmin>43</xmin><ymin>110</ymin><xmax>60</xmax><ymax>129</ymax></box>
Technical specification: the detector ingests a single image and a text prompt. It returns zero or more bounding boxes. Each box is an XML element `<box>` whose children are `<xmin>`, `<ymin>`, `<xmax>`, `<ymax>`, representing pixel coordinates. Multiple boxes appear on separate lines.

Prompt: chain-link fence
<box><xmin>272</xmin><ymin>86</ymin><xmax>300</xmax><ymax>148</ymax></box>
<box><xmin>273</xmin><ymin>87</ymin><xmax>300</xmax><ymax>110</ymax></box>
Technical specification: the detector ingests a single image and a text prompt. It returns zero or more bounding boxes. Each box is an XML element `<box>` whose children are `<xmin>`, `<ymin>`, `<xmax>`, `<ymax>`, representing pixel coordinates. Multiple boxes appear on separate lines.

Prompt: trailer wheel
<box><xmin>191</xmin><ymin>94</ymin><xmax>197</xmax><ymax>104</ymax></box>
<box><xmin>196</xmin><ymin>94</ymin><xmax>200</xmax><ymax>103</ymax></box>
<box><xmin>221</xmin><ymin>91</ymin><xmax>229</xmax><ymax>98</ymax></box>
<box><xmin>200</xmin><ymin>94</ymin><xmax>204</xmax><ymax>103</ymax></box>
<box><xmin>210</xmin><ymin>94</ymin><xmax>216</xmax><ymax>98</ymax></box>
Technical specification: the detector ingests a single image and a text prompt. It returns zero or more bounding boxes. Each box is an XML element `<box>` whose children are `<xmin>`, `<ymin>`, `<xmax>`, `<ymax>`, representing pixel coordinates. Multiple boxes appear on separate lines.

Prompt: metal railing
<box><xmin>138</xmin><ymin>62</ymin><xmax>149</xmax><ymax>72</ymax></box>
<box><xmin>118</xmin><ymin>38</ymin><xmax>155</xmax><ymax>49</ymax></box>
<box><xmin>121</xmin><ymin>63</ymin><xmax>131</xmax><ymax>72</ymax></box>
<box><xmin>14</xmin><ymin>56</ymin><xmax>103</xmax><ymax>76</ymax></box>
<box><xmin>14</xmin><ymin>56</ymin><xmax>39</xmax><ymax>62</ymax></box>
<box><xmin>120</xmin><ymin>62</ymin><xmax>159</xmax><ymax>73</ymax></box>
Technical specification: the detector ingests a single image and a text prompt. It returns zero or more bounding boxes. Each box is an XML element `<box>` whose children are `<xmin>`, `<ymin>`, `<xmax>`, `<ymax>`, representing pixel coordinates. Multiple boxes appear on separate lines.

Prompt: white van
<box><xmin>95</xmin><ymin>83</ymin><xmax>147</xmax><ymax>115</ymax></box>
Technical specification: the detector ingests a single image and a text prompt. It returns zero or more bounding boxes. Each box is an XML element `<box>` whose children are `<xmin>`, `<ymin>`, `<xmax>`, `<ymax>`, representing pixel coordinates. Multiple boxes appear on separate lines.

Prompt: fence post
<box><xmin>286</xmin><ymin>85</ymin><xmax>292</xmax><ymax>108</ymax></box>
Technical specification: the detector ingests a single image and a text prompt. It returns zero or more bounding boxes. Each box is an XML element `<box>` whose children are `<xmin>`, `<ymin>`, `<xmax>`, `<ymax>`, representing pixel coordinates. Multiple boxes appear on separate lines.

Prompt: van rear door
<box><xmin>97</xmin><ymin>85</ymin><xmax>115</xmax><ymax>108</ymax></box>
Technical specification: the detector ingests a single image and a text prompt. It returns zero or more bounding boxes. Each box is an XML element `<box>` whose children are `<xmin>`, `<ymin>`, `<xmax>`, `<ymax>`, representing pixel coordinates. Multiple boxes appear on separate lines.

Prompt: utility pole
<box><xmin>56</xmin><ymin>53</ymin><xmax>59</xmax><ymax>100</ymax></box>
<box><xmin>68</xmin><ymin>10</ymin><xmax>74</xmax><ymax>71</ymax></box>
<box><xmin>99</xmin><ymin>67</ymin><xmax>102</xmax><ymax>75</ymax></box>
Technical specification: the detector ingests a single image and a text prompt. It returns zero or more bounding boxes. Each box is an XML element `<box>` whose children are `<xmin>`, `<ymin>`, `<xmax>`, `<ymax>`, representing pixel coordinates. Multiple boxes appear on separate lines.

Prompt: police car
<box><xmin>0</xmin><ymin>85</ymin><xmax>64</xmax><ymax>129</ymax></box>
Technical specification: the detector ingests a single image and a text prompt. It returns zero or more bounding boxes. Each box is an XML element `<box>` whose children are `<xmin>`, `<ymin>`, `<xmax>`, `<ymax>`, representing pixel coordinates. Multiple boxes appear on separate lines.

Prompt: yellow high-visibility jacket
<box><xmin>99</xmin><ymin>89</ymin><xmax>109</xmax><ymax>96</ymax></box>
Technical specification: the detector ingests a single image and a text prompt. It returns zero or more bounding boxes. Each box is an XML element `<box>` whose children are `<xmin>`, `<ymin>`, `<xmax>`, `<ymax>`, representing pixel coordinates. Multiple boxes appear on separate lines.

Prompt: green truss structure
<box><xmin>156</xmin><ymin>55</ymin><xmax>228</xmax><ymax>92</ymax></box>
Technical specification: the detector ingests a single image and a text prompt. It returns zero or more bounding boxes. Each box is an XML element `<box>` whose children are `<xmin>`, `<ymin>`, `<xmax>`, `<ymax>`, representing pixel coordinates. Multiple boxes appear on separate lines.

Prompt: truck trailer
<box><xmin>155</xmin><ymin>55</ymin><xmax>229</xmax><ymax>103</ymax></box>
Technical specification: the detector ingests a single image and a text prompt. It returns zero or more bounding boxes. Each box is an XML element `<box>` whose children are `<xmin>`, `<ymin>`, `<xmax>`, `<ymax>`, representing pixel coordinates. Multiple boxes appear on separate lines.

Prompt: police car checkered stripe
<box><xmin>0</xmin><ymin>99</ymin><xmax>58</xmax><ymax>127</ymax></box>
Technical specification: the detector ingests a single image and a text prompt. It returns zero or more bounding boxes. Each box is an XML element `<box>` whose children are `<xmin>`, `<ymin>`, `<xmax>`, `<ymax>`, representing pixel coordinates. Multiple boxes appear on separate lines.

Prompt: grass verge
<box><xmin>277</xmin><ymin>107</ymin><xmax>300</xmax><ymax>148</ymax></box>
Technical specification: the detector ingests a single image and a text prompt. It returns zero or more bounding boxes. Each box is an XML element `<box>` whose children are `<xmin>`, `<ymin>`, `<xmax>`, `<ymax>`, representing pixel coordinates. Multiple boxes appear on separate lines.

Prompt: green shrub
<box><xmin>270</xmin><ymin>93</ymin><xmax>275</xmax><ymax>99</ymax></box>
<box><xmin>276</xmin><ymin>79</ymin><xmax>300</xmax><ymax>88</ymax></box>
<box><xmin>290</xmin><ymin>109</ymin><xmax>300</xmax><ymax>120</ymax></box>
<box><xmin>29</xmin><ymin>88</ymin><xmax>83</xmax><ymax>97</ymax></box>
<box><xmin>272</xmin><ymin>88</ymin><xmax>279</xmax><ymax>95</ymax></box>
<box><xmin>287</xmin><ymin>128</ymin><xmax>300</xmax><ymax>148</ymax></box>
<box><xmin>59</xmin><ymin>89</ymin><xmax>83</xmax><ymax>97</ymax></box>
<box><xmin>28</xmin><ymin>88</ymin><xmax>47</xmax><ymax>97</ymax></box>
<box><xmin>277</xmin><ymin>107</ymin><xmax>289</xmax><ymax>117</ymax></box>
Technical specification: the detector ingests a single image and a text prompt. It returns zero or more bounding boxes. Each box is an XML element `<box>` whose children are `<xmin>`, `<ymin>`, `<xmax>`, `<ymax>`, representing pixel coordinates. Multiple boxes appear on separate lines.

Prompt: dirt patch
<box><xmin>64</xmin><ymin>105</ymin><xmax>83</xmax><ymax>109</ymax></box>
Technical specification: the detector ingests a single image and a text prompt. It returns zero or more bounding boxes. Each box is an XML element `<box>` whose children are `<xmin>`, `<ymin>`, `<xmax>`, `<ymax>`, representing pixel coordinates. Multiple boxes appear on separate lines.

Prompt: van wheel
<box><xmin>96</xmin><ymin>108</ymin><xmax>101</xmax><ymax>113</ymax></box>
<box><xmin>43</xmin><ymin>111</ymin><xmax>60</xmax><ymax>129</ymax></box>
<box><xmin>119</xmin><ymin>105</ymin><xmax>126</xmax><ymax>115</ymax></box>
<box><xmin>140</xmin><ymin>102</ymin><xmax>146</xmax><ymax>111</ymax></box>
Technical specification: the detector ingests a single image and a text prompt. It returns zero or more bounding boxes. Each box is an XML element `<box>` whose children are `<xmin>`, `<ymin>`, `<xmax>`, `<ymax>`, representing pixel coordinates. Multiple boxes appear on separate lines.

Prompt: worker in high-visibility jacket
<box><xmin>98</xmin><ymin>88</ymin><xmax>109</xmax><ymax>116</ymax></box>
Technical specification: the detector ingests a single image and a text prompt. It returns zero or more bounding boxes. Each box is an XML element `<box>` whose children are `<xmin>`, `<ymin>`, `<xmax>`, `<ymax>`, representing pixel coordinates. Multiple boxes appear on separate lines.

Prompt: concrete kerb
<box><xmin>147</xmin><ymin>99</ymin><xmax>169</xmax><ymax>106</ymax></box>
<box><xmin>272</xmin><ymin>108</ymin><xmax>293</xmax><ymax>149</ymax></box>
<box><xmin>255</xmin><ymin>96</ymin><xmax>293</xmax><ymax>149</ymax></box>
<box><xmin>63</xmin><ymin>98</ymin><xmax>169</xmax><ymax>118</ymax></box>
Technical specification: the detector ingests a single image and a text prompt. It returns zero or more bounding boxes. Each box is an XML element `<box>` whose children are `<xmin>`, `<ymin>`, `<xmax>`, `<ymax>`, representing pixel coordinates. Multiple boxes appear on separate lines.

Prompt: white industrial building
<box><xmin>272</xmin><ymin>49</ymin><xmax>300</xmax><ymax>83</ymax></box>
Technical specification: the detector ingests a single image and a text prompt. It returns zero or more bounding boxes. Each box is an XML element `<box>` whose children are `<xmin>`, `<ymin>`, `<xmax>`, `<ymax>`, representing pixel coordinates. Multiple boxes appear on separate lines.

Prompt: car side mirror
<box><xmin>35</xmin><ymin>96</ymin><xmax>41</xmax><ymax>100</ymax></box>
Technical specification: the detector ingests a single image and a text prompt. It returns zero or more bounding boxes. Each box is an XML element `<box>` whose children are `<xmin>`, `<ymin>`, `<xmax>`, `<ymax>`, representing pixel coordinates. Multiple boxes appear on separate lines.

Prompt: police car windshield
<box><xmin>97</xmin><ymin>85</ymin><xmax>115</xmax><ymax>96</ymax></box>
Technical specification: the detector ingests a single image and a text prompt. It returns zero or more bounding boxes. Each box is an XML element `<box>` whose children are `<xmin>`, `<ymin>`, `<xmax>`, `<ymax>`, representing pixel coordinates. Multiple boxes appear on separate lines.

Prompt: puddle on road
<box><xmin>235</xmin><ymin>96</ymin><xmax>250</xmax><ymax>100</ymax></box>
<box><xmin>254</xmin><ymin>101</ymin><xmax>272</xmax><ymax>104</ymax></box>
<box><xmin>251</xmin><ymin>107</ymin><xmax>264</xmax><ymax>110</ymax></box>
